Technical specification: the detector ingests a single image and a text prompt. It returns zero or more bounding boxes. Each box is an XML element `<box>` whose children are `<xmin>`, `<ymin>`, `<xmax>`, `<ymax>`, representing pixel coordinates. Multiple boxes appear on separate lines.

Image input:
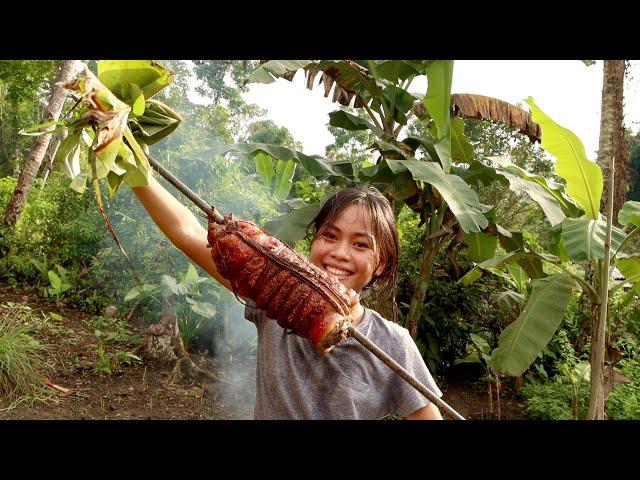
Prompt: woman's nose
<box><xmin>330</xmin><ymin>241</ymin><xmax>351</xmax><ymax>260</ymax></box>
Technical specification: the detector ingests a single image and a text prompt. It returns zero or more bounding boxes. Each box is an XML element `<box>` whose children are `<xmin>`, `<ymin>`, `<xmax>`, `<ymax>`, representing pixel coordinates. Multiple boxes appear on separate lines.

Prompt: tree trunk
<box><xmin>587</xmin><ymin>299</ymin><xmax>606</xmax><ymax>418</ymax></box>
<box><xmin>586</xmin><ymin>61</ymin><xmax>627</xmax><ymax>420</ymax></box>
<box><xmin>1</xmin><ymin>60</ymin><xmax>77</xmax><ymax>229</ymax></box>
<box><xmin>597</xmin><ymin>60</ymin><xmax>629</xmax><ymax>223</ymax></box>
<box><xmin>405</xmin><ymin>236</ymin><xmax>437</xmax><ymax>339</ymax></box>
<box><xmin>39</xmin><ymin>130</ymin><xmax>67</xmax><ymax>190</ymax></box>
<box><xmin>362</xmin><ymin>282</ymin><xmax>398</xmax><ymax>323</ymax></box>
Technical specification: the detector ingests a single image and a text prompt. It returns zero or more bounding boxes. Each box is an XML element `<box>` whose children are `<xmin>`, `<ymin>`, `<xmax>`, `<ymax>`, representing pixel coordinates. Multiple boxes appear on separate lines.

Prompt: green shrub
<box><xmin>607</xmin><ymin>357</ymin><xmax>640</xmax><ymax>420</ymax></box>
<box><xmin>519</xmin><ymin>379</ymin><xmax>590</xmax><ymax>420</ymax></box>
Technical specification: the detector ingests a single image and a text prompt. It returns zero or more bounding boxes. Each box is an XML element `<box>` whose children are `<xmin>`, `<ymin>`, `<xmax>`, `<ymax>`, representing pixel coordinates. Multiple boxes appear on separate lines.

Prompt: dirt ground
<box><xmin>0</xmin><ymin>284</ymin><xmax>528</xmax><ymax>420</ymax></box>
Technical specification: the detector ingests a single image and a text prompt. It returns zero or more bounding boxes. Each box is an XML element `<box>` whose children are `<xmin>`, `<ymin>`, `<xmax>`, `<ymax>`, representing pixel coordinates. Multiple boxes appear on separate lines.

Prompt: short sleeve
<box><xmin>390</xmin><ymin>331</ymin><xmax>443</xmax><ymax>417</ymax></box>
<box><xmin>244</xmin><ymin>299</ymin><xmax>265</xmax><ymax>325</ymax></box>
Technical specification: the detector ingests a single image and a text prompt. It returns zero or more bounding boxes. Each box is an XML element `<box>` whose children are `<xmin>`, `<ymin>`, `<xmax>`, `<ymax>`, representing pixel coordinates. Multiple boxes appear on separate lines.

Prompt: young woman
<box><xmin>132</xmin><ymin>176</ymin><xmax>443</xmax><ymax>420</ymax></box>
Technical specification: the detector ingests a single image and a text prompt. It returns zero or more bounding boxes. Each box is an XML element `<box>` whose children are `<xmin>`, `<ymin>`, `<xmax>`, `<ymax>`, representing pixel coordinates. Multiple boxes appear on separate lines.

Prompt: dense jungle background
<box><xmin>2</xmin><ymin>59</ymin><xmax>640</xmax><ymax>420</ymax></box>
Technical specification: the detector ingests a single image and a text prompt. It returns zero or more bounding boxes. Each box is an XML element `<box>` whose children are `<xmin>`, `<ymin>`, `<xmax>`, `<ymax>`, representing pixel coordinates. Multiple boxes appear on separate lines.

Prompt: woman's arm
<box><xmin>406</xmin><ymin>402</ymin><xmax>443</xmax><ymax>420</ymax></box>
<box><xmin>131</xmin><ymin>176</ymin><xmax>233</xmax><ymax>292</ymax></box>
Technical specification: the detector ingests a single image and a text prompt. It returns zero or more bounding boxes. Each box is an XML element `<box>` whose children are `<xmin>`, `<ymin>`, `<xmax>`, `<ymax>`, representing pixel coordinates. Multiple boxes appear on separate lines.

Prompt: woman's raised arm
<box><xmin>131</xmin><ymin>176</ymin><xmax>233</xmax><ymax>292</ymax></box>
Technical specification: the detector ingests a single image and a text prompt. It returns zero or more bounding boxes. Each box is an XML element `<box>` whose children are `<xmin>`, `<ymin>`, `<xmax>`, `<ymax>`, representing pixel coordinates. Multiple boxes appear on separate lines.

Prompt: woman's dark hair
<box><xmin>306</xmin><ymin>186</ymin><xmax>398</xmax><ymax>292</ymax></box>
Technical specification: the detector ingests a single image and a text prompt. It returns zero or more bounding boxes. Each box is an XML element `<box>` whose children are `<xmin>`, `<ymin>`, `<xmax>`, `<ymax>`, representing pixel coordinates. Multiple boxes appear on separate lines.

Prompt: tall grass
<box><xmin>0</xmin><ymin>303</ymin><xmax>51</xmax><ymax>411</ymax></box>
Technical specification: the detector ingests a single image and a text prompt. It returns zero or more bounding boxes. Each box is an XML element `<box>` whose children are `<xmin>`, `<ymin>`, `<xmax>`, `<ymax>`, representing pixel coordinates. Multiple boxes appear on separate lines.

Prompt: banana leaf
<box><xmin>489</xmin><ymin>274</ymin><xmax>574</xmax><ymax>377</ymax></box>
<box><xmin>524</xmin><ymin>97</ymin><xmax>602</xmax><ymax>220</ymax></box>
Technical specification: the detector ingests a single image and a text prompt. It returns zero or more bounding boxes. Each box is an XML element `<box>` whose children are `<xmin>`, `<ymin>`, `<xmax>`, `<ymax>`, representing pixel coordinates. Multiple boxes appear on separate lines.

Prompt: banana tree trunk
<box><xmin>1</xmin><ymin>60</ymin><xmax>77</xmax><ymax>229</ymax></box>
<box><xmin>597</xmin><ymin>60</ymin><xmax>628</xmax><ymax>223</ymax></box>
<box><xmin>588</xmin><ymin>155</ymin><xmax>615</xmax><ymax>420</ymax></box>
<box><xmin>362</xmin><ymin>282</ymin><xmax>398</xmax><ymax>324</ymax></box>
<box><xmin>588</xmin><ymin>277</ymin><xmax>606</xmax><ymax>419</ymax></box>
<box><xmin>405</xmin><ymin>237</ymin><xmax>438</xmax><ymax>340</ymax></box>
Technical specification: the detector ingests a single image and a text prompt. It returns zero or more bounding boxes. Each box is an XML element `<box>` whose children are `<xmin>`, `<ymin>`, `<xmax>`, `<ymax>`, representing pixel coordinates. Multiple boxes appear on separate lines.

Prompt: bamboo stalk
<box><xmin>348</xmin><ymin>325</ymin><xmax>466</xmax><ymax>420</ymax></box>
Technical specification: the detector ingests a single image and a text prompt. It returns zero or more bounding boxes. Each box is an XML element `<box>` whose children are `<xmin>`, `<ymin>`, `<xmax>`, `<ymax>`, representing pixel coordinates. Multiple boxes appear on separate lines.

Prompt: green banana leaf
<box><xmin>263</xmin><ymin>201</ymin><xmax>326</xmax><ymax>248</ymax></box>
<box><xmin>524</xmin><ymin>97</ymin><xmax>602</xmax><ymax>220</ymax></box>
<box><xmin>490</xmin><ymin>289</ymin><xmax>526</xmax><ymax>311</ymax></box>
<box><xmin>274</xmin><ymin>159</ymin><xmax>296</xmax><ymax>201</ymax></box>
<box><xmin>222</xmin><ymin>143</ymin><xmax>353</xmax><ymax>180</ymax></box>
<box><xmin>97</xmin><ymin>60</ymin><xmax>173</xmax><ymax>101</ymax></box>
<box><xmin>465</xmin><ymin>232</ymin><xmax>497</xmax><ymax>262</ymax></box>
<box><xmin>458</xmin><ymin>252</ymin><xmax>521</xmax><ymax>286</ymax></box>
<box><xmin>451</xmin><ymin>117</ymin><xmax>475</xmax><ymax>164</ymax></box>
<box><xmin>561</xmin><ymin>217</ymin><xmax>626</xmax><ymax>262</ymax></box>
<box><xmin>506</xmin><ymin>263</ymin><xmax>529</xmax><ymax>294</ymax></box>
<box><xmin>388</xmin><ymin>160</ymin><xmax>491</xmax><ymax>233</ymax></box>
<box><xmin>424</xmin><ymin>61</ymin><xmax>454</xmax><ymax>173</ymax></box>
<box><xmin>618</xmin><ymin>201</ymin><xmax>640</xmax><ymax>227</ymax></box>
<box><xmin>495</xmin><ymin>169</ymin><xmax>565</xmax><ymax>226</ymax></box>
<box><xmin>129</xmin><ymin>99</ymin><xmax>182</xmax><ymax>146</ymax></box>
<box><xmin>490</xmin><ymin>156</ymin><xmax>583</xmax><ymax>220</ymax></box>
<box><xmin>247</xmin><ymin>60</ymin><xmax>313</xmax><ymax>84</ymax></box>
<box><xmin>255</xmin><ymin>152</ymin><xmax>275</xmax><ymax>190</ymax></box>
<box><xmin>489</xmin><ymin>274</ymin><xmax>573</xmax><ymax>376</ymax></box>
<box><xmin>369</xmin><ymin>60</ymin><xmax>426</xmax><ymax>83</ymax></box>
<box><xmin>616</xmin><ymin>257</ymin><xmax>640</xmax><ymax>294</ymax></box>
<box><xmin>329</xmin><ymin>109</ymin><xmax>386</xmax><ymax>138</ymax></box>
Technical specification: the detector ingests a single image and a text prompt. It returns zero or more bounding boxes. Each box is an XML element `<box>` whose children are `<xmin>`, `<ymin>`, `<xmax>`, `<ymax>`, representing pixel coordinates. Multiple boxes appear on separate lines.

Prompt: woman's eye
<box><xmin>355</xmin><ymin>242</ymin><xmax>370</xmax><ymax>249</ymax></box>
<box><xmin>323</xmin><ymin>232</ymin><xmax>337</xmax><ymax>240</ymax></box>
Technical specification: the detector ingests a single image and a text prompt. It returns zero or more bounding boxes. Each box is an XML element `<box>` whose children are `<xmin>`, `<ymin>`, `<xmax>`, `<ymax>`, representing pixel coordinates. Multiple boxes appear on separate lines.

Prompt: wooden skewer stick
<box><xmin>348</xmin><ymin>325</ymin><xmax>465</xmax><ymax>420</ymax></box>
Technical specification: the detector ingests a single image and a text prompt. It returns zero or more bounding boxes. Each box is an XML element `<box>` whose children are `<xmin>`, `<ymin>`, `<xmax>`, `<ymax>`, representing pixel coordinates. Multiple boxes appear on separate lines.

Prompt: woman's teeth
<box><xmin>325</xmin><ymin>265</ymin><xmax>352</xmax><ymax>277</ymax></box>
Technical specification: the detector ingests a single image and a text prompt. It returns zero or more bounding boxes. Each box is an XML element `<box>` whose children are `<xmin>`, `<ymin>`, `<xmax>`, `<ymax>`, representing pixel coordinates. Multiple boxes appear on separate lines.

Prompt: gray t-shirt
<box><xmin>244</xmin><ymin>301</ymin><xmax>442</xmax><ymax>420</ymax></box>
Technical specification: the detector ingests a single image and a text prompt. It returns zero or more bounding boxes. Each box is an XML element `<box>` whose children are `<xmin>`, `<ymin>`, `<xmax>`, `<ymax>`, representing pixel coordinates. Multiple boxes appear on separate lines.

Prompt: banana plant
<box><xmin>227</xmin><ymin>60</ymin><xmax>542</xmax><ymax>332</ymax></box>
<box><xmin>21</xmin><ymin>60</ymin><xmax>181</xmax><ymax>196</ymax></box>
<box><xmin>457</xmin><ymin>97</ymin><xmax>637</xmax><ymax>416</ymax></box>
<box><xmin>20</xmin><ymin>61</ymin><xmax>182</xmax><ymax>284</ymax></box>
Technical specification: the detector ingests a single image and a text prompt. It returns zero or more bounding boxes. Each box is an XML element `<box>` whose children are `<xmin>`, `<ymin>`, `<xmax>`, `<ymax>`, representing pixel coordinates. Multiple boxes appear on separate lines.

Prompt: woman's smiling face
<box><xmin>310</xmin><ymin>204</ymin><xmax>385</xmax><ymax>293</ymax></box>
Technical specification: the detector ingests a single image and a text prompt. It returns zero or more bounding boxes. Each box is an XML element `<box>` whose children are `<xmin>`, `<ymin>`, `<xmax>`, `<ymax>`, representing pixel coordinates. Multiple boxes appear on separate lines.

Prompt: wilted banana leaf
<box><xmin>263</xmin><ymin>201</ymin><xmax>326</xmax><ymax>248</ymax></box>
<box><xmin>489</xmin><ymin>273</ymin><xmax>574</xmax><ymax>377</ymax></box>
<box><xmin>618</xmin><ymin>201</ymin><xmax>640</xmax><ymax>227</ymax></box>
<box><xmin>98</xmin><ymin>60</ymin><xmax>173</xmax><ymax>101</ymax></box>
<box><xmin>389</xmin><ymin>160</ymin><xmax>491</xmax><ymax>233</ymax></box>
<box><xmin>525</xmin><ymin>97</ymin><xmax>602</xmax><ymax>220</ymax></box>
<box><xmin>222</xmin><ymin>143</ymin><xmax>353</xmax><ymax>180</ymax></box>
<box><xmin>451</xmin><ymin>93</ymin><xmax>541</xmax><ymax>141</ymax></box>
<box><xmin>561</xmin><ymin>217</ymin><xmax>626</xmax><ymax>262</ymax></box>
